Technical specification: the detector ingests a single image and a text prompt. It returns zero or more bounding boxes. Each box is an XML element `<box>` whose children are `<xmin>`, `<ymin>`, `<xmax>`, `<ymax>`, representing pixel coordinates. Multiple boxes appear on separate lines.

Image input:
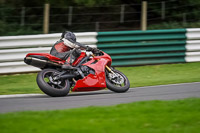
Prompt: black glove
<box><xmin>86</xmin><ymin>46</ymin><xmax>93</xmax><ymax>51</ymax></box>
<box><xmin>92</xmin><ymin>48</ymin><xmax>100</xmax><ymax>54</ymax></box>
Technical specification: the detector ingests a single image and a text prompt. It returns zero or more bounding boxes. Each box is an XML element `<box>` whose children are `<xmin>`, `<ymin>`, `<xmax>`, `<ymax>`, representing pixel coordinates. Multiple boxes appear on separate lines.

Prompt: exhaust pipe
<box><xmin>24</xmin><ymin>57</ymin><xmax>62</xmax><ymax>68</ymax></box>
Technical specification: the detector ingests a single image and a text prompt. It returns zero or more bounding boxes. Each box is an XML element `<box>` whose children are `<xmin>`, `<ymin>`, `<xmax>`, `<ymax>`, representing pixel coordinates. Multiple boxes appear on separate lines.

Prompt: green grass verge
<box><xmin>119</xmin><ymin>62</ymin><xmax>200</xmax><ymax>87</ymax></box>
<box><xmin>0</xmin><ymin>62</ymin><xmax>200</xmax><ymax>95</ymax></box>
<box><xmin>0</xmin><ymin>98</ymin><xmax>200</xmax><ymax>133</ymax></box>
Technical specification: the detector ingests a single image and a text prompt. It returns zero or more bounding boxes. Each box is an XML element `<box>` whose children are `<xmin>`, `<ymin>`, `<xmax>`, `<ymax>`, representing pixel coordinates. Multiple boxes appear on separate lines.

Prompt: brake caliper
<box><xmin>108</xmin><ymin>73</ymin><xmax>124</xmax><ymax>85</ymax></box>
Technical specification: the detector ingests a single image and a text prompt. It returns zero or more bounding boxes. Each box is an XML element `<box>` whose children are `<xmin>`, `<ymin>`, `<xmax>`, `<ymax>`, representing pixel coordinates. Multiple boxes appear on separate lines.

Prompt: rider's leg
<box><xmin>62</xmin><ymin>49</ymin><xmax>81</xmax><ymax>70</ymax></box>
<box><xmin>69</xmin><ymin>49</ymin><xmax>81</xmax><ymax>64</ymax></box>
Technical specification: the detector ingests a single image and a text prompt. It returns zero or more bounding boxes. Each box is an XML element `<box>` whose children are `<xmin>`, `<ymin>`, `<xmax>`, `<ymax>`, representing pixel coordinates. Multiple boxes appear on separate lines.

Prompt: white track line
<box><xmin>133</xmin><ymin>82</ymin><xmax>200</xmax><ymax>89</ymax></box>
<box><xmin>0</xmin><ymin>94</ymin><xmax>44</xmax><ymax>99</ymax></box>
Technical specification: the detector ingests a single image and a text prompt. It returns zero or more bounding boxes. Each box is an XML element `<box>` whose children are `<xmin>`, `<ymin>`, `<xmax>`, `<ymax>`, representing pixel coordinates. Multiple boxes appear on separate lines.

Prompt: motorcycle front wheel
<box><xmin>37</xmin><ymin>69</ymin><xmax>70</xmax><ymax>97</ymax></box>
<box><xmin>106</xmin><ymin>68</ymin><xmax>130</xmax><ymax>93</ymax></box>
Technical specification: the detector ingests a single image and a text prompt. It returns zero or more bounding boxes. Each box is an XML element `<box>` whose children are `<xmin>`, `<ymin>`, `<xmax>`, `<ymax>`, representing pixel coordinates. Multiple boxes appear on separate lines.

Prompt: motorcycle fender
<box><xmin>72</xmin><ymin>58</ymin><xmax>109</xmax><ymax>92</ymax></box>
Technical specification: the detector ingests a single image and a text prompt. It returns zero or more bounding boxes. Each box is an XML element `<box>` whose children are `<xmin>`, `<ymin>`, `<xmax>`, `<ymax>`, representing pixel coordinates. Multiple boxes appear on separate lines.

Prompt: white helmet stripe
<box><xmin>62</xmin><ymin>38</ymin><xmax>79</xmax><ymax>48</ymax></box>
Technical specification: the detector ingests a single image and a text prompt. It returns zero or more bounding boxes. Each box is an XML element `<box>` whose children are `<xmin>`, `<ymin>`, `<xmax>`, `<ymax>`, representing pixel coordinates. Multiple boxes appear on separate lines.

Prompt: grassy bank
<box><xmin>0</xmin><ymin>98</ymin><xmax>200</xmax><ymax>133</ymax></box>
<box><xmin>0</xmin><ymin>62</ymin><xmax>200</xmax><ymax>95</ymax></box>
<box><xmin>118</xmin><ymin>62</ymin><xmax>200</xmax><ymax>87</ymax></box>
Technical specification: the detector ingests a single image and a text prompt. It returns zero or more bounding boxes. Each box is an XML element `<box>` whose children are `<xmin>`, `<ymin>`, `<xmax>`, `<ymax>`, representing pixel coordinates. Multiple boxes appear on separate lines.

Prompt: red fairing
<box><xmin>72</xmin><ymin>52</ymin><xmax>112</xmax><ymax>92</ymax></box>
<box><xmin>65</xmin><ymin>52</ymin><xmax>87</xmax><ymax>65</ymax></box>
<box><xmin>26</xmin><ymin>53</ymin><xmax>65</xmax><ymax>64</ymax></box>
<box><xmin>72</xmin><ymin>52</ymin><xmax>86</xmax><ymax>66</ymax></box>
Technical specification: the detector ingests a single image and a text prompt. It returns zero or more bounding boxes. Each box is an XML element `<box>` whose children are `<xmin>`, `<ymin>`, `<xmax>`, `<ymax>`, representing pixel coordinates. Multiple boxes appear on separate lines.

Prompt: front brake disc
<box><xmin>108</xmin><ymin>73</ymin><xmax>124</xmax><ymax>85</ymax></box>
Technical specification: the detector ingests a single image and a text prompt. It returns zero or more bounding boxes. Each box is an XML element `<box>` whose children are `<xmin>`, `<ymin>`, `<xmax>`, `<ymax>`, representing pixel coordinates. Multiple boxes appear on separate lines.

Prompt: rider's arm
<box><xmin>74</xmin><ymin>42</ymin><xmax>87</xmax><ymax>49</ymax></box>
<box><xmin>63</xmin><ymin>38</ymin><xmax>94</xmax><ymax>51</ymax></box>
<box><xmin>74</xmin><ymin>42</ymin><xmax>94</xmax><ymax>51</ymax></box>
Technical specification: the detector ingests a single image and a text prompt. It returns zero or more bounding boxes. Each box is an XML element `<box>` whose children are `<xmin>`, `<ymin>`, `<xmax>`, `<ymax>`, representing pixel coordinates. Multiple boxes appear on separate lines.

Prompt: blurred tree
<box><xmin>1</xmin><ymin>0</ymin><xmax>76</xmax><ymax>7</ymax></box>
<box><xmin>74</xmin><ymin>0</ymin><xmax>119</xmax><ymax>6</ymax></box>
<box><xmin>1</xmin><ymin>0</ymin><xmax>200</xmax><ymax>35</ymax></box>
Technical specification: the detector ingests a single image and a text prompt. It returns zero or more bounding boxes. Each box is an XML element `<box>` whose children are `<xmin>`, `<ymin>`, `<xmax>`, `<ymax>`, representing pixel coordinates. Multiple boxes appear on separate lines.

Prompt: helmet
<box><xmin>61</xmin><ymin>31</ymin><xmax>76</xmax><ymax>43</ymax></box>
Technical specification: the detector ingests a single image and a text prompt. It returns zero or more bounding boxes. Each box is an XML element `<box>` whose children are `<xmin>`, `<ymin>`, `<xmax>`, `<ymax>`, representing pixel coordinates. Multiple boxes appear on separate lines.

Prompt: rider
<box><xmin>50</xmin><ymin>31</ymin><xmax>94</xmax><ymax>69</ymax></box>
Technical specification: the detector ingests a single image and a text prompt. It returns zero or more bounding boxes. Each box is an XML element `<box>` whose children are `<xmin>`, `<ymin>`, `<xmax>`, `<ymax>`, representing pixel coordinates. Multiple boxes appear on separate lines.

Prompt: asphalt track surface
<box><xmin>0</xmin><ymin>82</ymin><xmax>200</xmax><ymax>113</ymax></box>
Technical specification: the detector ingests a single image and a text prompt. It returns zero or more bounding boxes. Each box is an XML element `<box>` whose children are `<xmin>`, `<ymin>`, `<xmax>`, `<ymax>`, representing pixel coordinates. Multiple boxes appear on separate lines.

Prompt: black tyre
<box><xmin>37</xmin><ymin>69</ymin><xmax>70</xmax><ymax>97</ymax></box>
<box><xmin>106</xmin><ymin>69</ymin><xmax>130</xmax><ymax>93</ymax></box>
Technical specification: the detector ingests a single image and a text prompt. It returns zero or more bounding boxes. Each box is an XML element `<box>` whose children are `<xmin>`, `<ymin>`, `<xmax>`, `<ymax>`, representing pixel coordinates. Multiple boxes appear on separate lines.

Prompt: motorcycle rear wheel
<box><xmin>37</xmin><ymin>69</ymin><xmax>70</xmax><ymax>97</ymax></box>
<box><xmin>106</xmin><ymin>68</ymin><xmax>130</xmax><ymax>93</ymax></box>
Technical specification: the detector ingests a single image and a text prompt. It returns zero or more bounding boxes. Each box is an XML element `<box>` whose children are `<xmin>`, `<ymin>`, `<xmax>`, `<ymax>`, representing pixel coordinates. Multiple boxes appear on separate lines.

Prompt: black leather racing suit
<box><xmin>50</xmin><ymin>39</ymin><xmax>89</xmax><ymax>64</ymax></box>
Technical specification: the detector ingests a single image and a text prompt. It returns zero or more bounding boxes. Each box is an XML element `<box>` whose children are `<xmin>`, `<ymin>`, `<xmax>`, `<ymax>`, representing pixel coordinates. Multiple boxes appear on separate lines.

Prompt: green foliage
<box><xmin>0</xmin><ymin>21</ymin><xmax>6</xmax><ymax>34</ymax></box>
<box><xmin>2</xmin><ymin>0</ymin><xmax>116</xmax><ymax>7</ymax></box>
<box><xmin>74</xmin><ymin>0</ymin><xmax>117</xmax><ymax>6</ymax></box>
<box><xmin>1</xmin><ymin>0</ymin><xmax>200</xmax><ymax>35</ymax></box>
<box><xmin>0</xmin><ymin>98</ymin><xmax>200</xmax><ymax>133</ymax></box>
<box><xmin>148</xmin><ymin>21</ymin><xmax>200</xmax><ymax>30</ymax></box>
<box><xmin>0</xmin><ymin>21</ymin><xmax>42</xmax><ymax>36</ymax></box>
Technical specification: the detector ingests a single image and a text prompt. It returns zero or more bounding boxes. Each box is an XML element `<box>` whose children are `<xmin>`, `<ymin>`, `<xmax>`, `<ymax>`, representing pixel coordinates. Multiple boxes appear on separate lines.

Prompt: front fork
<box><xmin>105</xmin><ymin>66</ymin><xmax>115</xmax><ymax>74</ymax></box>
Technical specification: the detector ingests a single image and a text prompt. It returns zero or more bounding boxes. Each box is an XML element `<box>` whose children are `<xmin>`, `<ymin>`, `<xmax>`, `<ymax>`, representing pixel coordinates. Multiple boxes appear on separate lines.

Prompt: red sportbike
<box><xmin>24</xmin><ymin>48</ymin><xmax>130</xmax><ymax>97</ymax></box>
